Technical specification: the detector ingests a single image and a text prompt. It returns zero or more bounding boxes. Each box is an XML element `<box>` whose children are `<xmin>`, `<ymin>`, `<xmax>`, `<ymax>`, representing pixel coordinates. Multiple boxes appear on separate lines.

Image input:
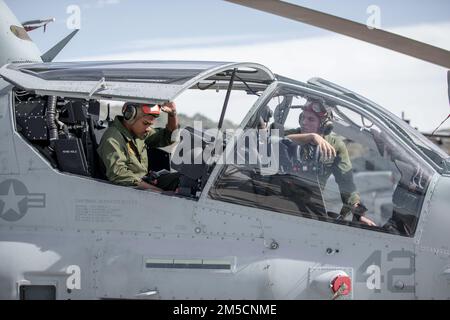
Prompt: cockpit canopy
<box><xmin>0</xmin><ymin>60</ymin><xmax>275</xmax><ymax>104</ymax></box>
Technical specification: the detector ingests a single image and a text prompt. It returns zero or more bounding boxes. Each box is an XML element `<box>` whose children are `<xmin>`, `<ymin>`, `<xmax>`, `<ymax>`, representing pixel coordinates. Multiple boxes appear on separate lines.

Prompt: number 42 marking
<box><xmin>356</xmin><ymin>250</ymin><xmax>415</xmax><ymax>293</ymax></box>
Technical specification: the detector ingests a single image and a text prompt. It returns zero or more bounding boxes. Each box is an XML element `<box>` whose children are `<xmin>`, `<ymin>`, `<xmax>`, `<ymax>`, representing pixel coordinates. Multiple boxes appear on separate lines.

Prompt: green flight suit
<box><xmin>97</xmin><ymin>116</ymin><xmax>174</xmax><ymax>186</ymax></box>
<box><xmin>285</xmin><ymin>128</ymin><xmax>360</xmax><ymax>217</ymax></box>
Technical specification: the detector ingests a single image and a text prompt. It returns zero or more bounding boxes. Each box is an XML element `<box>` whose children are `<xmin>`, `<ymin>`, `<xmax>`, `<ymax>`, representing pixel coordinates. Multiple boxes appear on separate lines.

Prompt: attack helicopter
<box><xmin>0</xmin><ymin>0</ymin><xmax>449</xmax><ymax>300</ymax></box>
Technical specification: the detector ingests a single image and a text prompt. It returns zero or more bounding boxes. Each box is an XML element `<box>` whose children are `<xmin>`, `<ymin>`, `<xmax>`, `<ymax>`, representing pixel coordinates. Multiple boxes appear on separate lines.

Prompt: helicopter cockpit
<box><xmin>2</xmin><ymin>60</ymin><xmax>275</xmax><ymax>199</ymax></box>
<box><xmin>2</xmin><ymin>60</ymin><xmax>444</xmax><ymax>237</ymax></box>
<box><xmin>209</xmin><ymin>82</ymin><xmax>438</xmax><ymax>237</ymax></box>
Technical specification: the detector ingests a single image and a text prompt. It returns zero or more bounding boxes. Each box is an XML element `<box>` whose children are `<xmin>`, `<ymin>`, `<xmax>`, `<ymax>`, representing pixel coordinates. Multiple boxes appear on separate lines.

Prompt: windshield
<box><xmin>306</xmin><ymin>77</ymin><xmax>450</xmax><ymax>173</ymax></box>
<box><xmin>378</xmin><ymin>111</ymin><xmax>449</xmax><ymax>172</ymax></box>
<box><xmin>213</xmin><ymin>85</ymin><xmax>434</xmax><ymax>237</ymax></box>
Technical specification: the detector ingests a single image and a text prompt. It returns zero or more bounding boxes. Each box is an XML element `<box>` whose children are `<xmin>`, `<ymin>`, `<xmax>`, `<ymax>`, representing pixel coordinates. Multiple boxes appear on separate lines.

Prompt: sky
<box><xmin>4</xmin><ymin>0</ymin><xmax>450</xmax><ymax>131</ymax></box>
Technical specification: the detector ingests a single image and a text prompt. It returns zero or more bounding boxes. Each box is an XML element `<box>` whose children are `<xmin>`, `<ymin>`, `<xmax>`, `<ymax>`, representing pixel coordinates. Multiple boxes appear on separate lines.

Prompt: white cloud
<box><xmin>72</xmin><ymin>22</ymin><xmax>450</xmax><ymax>132</ymax></box>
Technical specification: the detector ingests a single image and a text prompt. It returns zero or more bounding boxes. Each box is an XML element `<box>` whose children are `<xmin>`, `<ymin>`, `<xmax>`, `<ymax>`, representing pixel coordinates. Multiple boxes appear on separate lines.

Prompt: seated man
<box><xmin>97</xmin><ymin>101</ymin><xmax>179</xmax><ymax>191</ymax></box>
<box><xmin>285</xmin><ymin>98</ymin><xmax>376</xmax><ymax>226</ymax></box>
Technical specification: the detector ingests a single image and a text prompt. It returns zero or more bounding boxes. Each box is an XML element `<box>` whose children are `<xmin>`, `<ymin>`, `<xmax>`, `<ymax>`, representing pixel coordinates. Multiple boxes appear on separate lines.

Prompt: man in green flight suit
<box><xmin>97</xmin><ymin>101</ymin><xmax>179</xmax><ymax>192</ymax></box>
<box><xmin>285</xmin><ymin>99</ymin><xmax>376</xmax><ymax>226</ymax></box>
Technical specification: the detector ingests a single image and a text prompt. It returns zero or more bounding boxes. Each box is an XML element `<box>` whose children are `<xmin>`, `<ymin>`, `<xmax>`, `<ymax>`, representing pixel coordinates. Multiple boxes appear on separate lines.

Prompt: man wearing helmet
<box><xmin>285</xmin><ymin>98</ymin><xmax>376</xmax><ymax>226</ymax></box>
<box><xmin>97</xmin><ymin>101</ymin><xmax>179</xmax><ymax>192</ymax></box>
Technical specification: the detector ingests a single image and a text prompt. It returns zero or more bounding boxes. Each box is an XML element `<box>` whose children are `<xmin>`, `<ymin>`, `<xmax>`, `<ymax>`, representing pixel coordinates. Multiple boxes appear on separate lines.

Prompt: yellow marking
<box><xmin>127</xmin><ymin>143</ymin><xmax>136</xmax><ymax>156</ymax></box>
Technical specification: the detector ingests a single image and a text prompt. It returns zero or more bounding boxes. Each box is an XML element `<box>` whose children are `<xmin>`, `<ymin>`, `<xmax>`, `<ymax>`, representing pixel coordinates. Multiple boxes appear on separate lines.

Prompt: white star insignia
<box><xmin>0</xmin><ymin>182</ymin><xmax>26</xmax><ymax>218</ymax></box>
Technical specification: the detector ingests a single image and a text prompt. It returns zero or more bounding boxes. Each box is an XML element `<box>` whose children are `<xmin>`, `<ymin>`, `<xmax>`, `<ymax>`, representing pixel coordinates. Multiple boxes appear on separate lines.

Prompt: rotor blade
<box><xmin>225</xmin><ymin>0</ymin><xmax>450</xmax><ymax>69</ymax></box>
<box><xmin>41</xmin><ymin>29</ymin><xmax>79</xmax><ymax>62</ymax></box>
